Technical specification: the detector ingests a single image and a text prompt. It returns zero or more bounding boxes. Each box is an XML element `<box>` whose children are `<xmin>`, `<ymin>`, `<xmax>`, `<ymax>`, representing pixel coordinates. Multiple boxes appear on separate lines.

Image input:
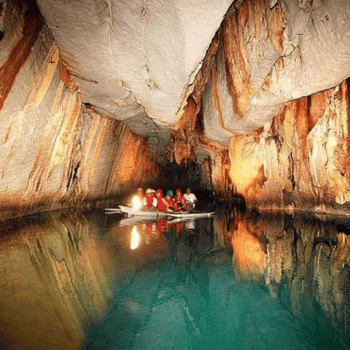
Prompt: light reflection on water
<box><xmin>0</xmin><ymin>209</ymin><xmax>349</xmax><ymax>349</ymax></box>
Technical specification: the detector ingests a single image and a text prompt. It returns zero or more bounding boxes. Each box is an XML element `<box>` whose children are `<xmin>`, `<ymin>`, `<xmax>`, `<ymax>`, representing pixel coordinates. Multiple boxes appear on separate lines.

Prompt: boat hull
<box><xmin>106</xmin><ymin>205</ymin><xmax>214</xmax><ymax>219</ymax></box>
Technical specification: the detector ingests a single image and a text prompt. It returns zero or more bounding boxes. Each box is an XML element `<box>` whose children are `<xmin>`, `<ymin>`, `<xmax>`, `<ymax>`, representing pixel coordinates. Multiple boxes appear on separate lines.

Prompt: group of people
<box><xmin>131</xmin><ymin>187</ymin><xmax>197</xmax><ymax>212</ymax></box>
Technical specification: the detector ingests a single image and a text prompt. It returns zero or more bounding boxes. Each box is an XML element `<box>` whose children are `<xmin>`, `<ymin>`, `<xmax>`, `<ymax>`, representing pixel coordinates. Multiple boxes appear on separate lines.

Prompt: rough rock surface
<box><xmin>177</xmin><ymin>0</ymin><xmax>350</xmax><ymax>139</ymax></box>
<box><xmin>227</xmin><ymin>81</ymin><xmax>350</xmax><ymax>214</ymax></box>
<box><xmin>36</xmin><ymin>0</ymin><xmax>232</xmax><ymax>136</ymax></box>
<box><xmin>174</xmin><ymin>0</ymin><xmax>350</xmax><ymax>213</ymax></box>
<box><xmin>37</xmin><ymin>0</ymin><xmax>350</xmax><ymax>138</ymax></box>
<box><xmin>0</xmin><ymin>2</ymin><xmax>160</xmax><ymax>219</ymax></box>
<box><xmin>178</xmin><ymin>77</ymin><xmax>350</xmax><ymax>214</ymax></box>
<box><xmin>2</xmin><ymin>0</ymin><xmax>350</xmax><ymax>215</ymax></box>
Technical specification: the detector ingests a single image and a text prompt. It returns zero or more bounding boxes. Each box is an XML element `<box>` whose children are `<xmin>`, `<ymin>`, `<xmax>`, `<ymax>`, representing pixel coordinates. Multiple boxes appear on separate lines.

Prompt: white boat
<box><xmin>105</xmin><ymin>205</ymin><xmax>214</xmax><ymax>219</ymax></box>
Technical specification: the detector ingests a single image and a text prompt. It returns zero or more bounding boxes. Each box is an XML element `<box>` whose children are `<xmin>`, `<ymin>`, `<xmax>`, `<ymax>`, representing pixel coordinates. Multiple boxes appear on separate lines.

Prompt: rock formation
<box><xmin>174</xmin><ymin>0</ymin><xmax>350</xmax><ymax>214</ymax></box>
<box><xmin>0</xmin><ymin>1</ymin><xmax>161</xmax><ymax>219</ymax></box>
<box><xmin>1</xmin><ymin>0</ymin><xmax>350</xmax><ymax>217</ymax></box>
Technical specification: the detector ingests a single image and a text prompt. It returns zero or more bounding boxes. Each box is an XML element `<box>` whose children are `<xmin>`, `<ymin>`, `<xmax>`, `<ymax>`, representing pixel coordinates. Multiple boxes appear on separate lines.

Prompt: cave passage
<box><xmin>0</xmin><ymin>209</ymin><xmax>349</xmax><ymax>350</ymax></box>
<box><xmin>129</xmin><ymin>159</ymin><xmax>219</xmax><ymax>212</ymax></box>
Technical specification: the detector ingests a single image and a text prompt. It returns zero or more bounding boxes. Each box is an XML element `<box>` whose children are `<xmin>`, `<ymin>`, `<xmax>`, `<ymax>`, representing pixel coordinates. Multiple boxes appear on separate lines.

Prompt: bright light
<box><xmin>132</xmin><ymin>195</ymin><xmax>142</xmax><ymax>210</ymax></box>
<box><xmin>130</xmin><ymin>226</ymin><xmax>140</xmax><ymax>250</ymax></box>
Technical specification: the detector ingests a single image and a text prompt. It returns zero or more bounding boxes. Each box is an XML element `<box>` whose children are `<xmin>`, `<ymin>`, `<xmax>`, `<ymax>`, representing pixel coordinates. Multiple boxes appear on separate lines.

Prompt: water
<box><xmin>0</xmin><ymin>208</ymin><xmax>349</xmax><ymax>349</ymax></box>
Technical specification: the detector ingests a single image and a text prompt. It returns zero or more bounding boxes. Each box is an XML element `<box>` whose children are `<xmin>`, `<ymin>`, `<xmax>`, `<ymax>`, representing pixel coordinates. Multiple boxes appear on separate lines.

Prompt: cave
<box><xmin>1</xmin><ymin>0</ymin><xmax>350</xmax><ymax>219</ymax></box>
<box><xmin>1</xmin><ymin>1</ymin><xmax>350</xmax><ymax>349</ymax></box>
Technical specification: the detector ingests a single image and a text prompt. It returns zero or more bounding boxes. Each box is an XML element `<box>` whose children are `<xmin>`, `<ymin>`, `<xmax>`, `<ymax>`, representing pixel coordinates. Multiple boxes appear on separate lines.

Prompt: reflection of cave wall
<box><xmin>217</xmin><ymin>210</ymin><xmax>350</xmax><ymax>347</ymax></box>
<box><xmin>0</xmin><ymin>212</ymin><xmax>114</xmax><ymax>350</ymax></box>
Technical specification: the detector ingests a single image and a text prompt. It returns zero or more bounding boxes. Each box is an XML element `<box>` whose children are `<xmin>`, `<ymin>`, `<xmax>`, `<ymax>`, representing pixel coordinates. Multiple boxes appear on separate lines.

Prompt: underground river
<box><xmin>0</xmin><ymin>208</ymin><xmax>349</xmax><ymax>349</ymax></box>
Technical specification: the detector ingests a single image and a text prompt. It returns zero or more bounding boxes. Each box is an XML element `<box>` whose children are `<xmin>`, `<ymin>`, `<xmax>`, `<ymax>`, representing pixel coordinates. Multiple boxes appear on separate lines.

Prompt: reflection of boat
<box><xmin>119</xmin><ymin>216</ymin><xmax>155</xmax><ymax>226</ymax></box>
<box><xmin>167</xmin><ymin>217</ymin><xmax>197</xmax><ymax>225</ymax></box>
<box><xmin>119</xmin><ymin>214</ymin><xmax>208</xmax><ymax>227</ymax></box>
<box><xmin>106</xmin><ymin>205</ymin><xmax>215</xmax><ymax>219</ymax></box>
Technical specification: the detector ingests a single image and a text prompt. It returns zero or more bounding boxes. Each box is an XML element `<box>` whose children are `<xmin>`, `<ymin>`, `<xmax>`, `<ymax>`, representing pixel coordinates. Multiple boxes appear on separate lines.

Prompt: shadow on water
<box><xmin>0</xmin><ymin>208</ymin><xmax>349</xmax><ymax>349</ymax></box>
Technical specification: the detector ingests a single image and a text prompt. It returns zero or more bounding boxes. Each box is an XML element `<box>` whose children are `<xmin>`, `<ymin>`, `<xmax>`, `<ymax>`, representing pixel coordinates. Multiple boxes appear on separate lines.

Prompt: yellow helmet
<box><xmin>146</xmin><ymin>188</ymin><xmax>153</xmax><ymax>194</ymax></box>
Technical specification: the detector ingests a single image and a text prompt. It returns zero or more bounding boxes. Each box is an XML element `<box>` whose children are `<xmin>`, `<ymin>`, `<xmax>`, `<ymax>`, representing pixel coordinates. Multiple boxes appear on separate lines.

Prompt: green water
<box><xmin>0</xmin><ymin>209</ymin><xmax>349</xmax><ymax>349</ymax></box>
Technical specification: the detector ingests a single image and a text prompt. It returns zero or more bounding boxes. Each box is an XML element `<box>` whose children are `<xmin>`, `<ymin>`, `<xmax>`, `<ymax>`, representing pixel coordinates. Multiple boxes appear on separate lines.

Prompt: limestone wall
<box><xmin>173</xmin><ymin>0</ymin><xmax>350</xmax><ymax>214</ymax></box>
<box><xmin>0</xmin><ymin>2</ymin><xmax>161</xmax><ymax>219</ymax></box>
<box><xmin>176</xmin><ymin>79</ymin><xmax>350</xmax><ymax>214</ymax></box>
<box><xmin>227</xmin><ymin>80</ymin><xmax>350</xmax><ymax>214</ymax></box>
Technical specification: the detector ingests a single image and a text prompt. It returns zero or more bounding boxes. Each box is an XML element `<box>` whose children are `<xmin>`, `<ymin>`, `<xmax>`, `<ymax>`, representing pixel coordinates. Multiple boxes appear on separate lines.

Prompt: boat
<box><xmin>105</xmin><ymin>205</ymin><xmax>215</xmax><ymax>219</ymax></box>
<box><xmin>106</xmin><ymin>206</ymin><xmax>167</xmax><ymax>218</ymax></box>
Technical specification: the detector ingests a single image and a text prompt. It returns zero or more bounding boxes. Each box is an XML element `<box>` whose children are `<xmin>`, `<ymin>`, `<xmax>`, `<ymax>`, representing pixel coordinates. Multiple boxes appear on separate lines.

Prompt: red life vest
<box><xmin>146</xmin><ymin>195</ymin><xmax>154</xmax><ymax>207</ymax></box>
<box><xmin>175</xmin><ymin>194</ymin><xmax>184</xmax><ymax>204</ymax></box>
<box><xmin>157</xmin><ymin>196</ymin><xmax>168</xmax><ymax>211</ymax></box>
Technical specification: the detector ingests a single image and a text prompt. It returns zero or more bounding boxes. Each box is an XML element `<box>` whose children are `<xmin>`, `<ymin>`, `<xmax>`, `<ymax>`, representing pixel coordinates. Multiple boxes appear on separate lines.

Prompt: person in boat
<box><xmin>155</xmin><ymin>189</ymin><xmax>169</xmax><ymax>211</ymax></box>
<box><xmin>131</xmin><ymin>187</ymin><xmax>145</xmax><ymax>210</ymax></box>
<box><xmin>174</xmin><ymin>188</ymin><xmax>186</xmax><ymax>211</ymax></box>
<box><xmin>165</xmin><ymin>190</ymin><xmax>176</xmax><ymax>211</ymax></box>
<box><xmin>184</xmin><ymin>188</ymin><xmax>197</xmax><ymax>211</ymax></box>
<box><xmin>143</xmin><ymin>188</ymin><xmax>157</xmax><ymax>211</ymax></box>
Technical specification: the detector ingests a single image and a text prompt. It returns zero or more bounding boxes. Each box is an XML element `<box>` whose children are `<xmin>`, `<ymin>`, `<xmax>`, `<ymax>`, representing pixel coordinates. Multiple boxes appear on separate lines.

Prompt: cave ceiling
<box><xmin>36</xmin><ymin>0</ymin><xmax>233</xmax><ymax>137</ymax></box>
<box><xmin>37</xmin><ymin>0</ymin><xmax>350</xmax><ymax>144</ymax></box>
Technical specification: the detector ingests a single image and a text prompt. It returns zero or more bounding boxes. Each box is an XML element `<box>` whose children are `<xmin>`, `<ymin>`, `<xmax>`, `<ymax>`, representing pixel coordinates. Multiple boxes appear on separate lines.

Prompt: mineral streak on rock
<box><xmin>0</xmin><ymin>2</ymin><xmax>44</xmax><ymax>110</ymax></box>
<box><xmin>0</xmin><ymin>1</ymin><xmax>162</xmax><ymax>220</ymax></box>
<box><xmin>177</xmin><ymin>0</ymin><xmax>288</xmax><ymax>140</ymax></box>
<box><xmin>226</xmin><ymin>80</ymin><xmax>350</xmax><ymax>214</ymax></box>
<box><xmin>173</xmin><ymin>0</ymin><xmax>350</xmax><ymax>213</ymax></box>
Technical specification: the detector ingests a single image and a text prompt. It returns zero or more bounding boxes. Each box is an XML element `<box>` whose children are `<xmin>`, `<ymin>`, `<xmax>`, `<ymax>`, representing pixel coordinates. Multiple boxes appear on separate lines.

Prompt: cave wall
<box><xmin>174</xmin><ymin>0</ymin><xmax>350</xmax><ymax>214</ymax></box>
<box><xmin>228</xmin><ymin>80</ymin><xmax>350</xmax><ymax>214</ymax></box>
<box><xmin>177</xmin><ymin>78</ymin><xmax>350</xmax><ymax>214</ymax></box>
<box><xmin>2</xmin><ymin>0</ymin><xmax>350</xmax><ymax>216</ymax></box>
<box><xmin>0</xmin><ymin>2</ymin><xmax>161</xmax><ymax>219</ymax></box>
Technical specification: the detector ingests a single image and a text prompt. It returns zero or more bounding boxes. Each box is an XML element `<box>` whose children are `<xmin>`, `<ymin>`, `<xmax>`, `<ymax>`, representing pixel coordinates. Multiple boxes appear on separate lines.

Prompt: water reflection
<box><xmin>130</xmin><ymin>226</ymin><xmax>141</xmax><ymax>250</ymax></box>
<box><xmin>0</xmin><ymin>212</ymin><xmax>114</xmax><ymax>350</ymax></box>
<box><xmin>0</xmin><ymin>209</ymin><xmax>349</xmax><ymax>349</ymax></box>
